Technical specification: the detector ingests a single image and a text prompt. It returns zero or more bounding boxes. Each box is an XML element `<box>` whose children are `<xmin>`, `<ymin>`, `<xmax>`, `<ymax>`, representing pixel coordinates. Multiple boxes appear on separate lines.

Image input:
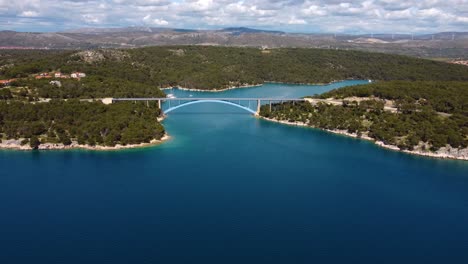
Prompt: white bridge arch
<box><xmin>112</xmin><ymin>97</ymin><xmax>306</xmax><ymax>115</ymax></box>
<box><xmin>164</xmin><ymin>99</ymin><xmax>257</xmax><ymax>114</ymax></box>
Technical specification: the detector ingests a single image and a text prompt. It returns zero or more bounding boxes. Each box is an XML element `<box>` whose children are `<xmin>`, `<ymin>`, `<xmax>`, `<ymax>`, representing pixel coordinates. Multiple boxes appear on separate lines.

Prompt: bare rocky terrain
<box><xmin>1</xmin><ymin>27</ymin><xmax>467</xmax><ymax>59</ymax></box>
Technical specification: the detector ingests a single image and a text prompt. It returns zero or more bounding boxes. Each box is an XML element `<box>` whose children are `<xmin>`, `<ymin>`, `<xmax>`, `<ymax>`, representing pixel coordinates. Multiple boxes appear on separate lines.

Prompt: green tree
<box><xmin>29</xmin><ymin>136</ymin><xmax>40</xmax><ymax>149</ymax></box>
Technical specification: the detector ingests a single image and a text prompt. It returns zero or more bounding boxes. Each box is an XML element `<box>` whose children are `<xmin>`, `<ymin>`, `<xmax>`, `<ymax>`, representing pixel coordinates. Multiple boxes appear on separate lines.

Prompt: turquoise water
<box><xmin>164</xmin><ymin>80</ymin><xmax>368</xmax><ymax>98</ymax></box>
<box><xmin>1</xmin><ymin>81</ymin><xmax>467</xmax><ymax>263</ymax></box>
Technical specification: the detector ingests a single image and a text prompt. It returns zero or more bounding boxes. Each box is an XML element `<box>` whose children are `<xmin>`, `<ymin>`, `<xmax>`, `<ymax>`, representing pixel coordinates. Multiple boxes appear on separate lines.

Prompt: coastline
<box><xmin>263</xmin><ymin>79</ymin><xmax>362</xmax><ymax>86</ymax></box>
<box><xmin>0</xmin><ymin>134</ymin><xmax>171</xmax><ymax>152</ymax></box>
<box><xmin>259</xmin><ymin>116</ymin><xmax>468</xmax><ymax>161</ymax></box>
<box><xmin>160</xmin><ymin>79</ymin><xmax>368</xmax><ymax>93</ymax></box>
<box><xmin>161</xmin><ymin>83</ymin><xmax>263</xmax><ymax>93</ymax></box>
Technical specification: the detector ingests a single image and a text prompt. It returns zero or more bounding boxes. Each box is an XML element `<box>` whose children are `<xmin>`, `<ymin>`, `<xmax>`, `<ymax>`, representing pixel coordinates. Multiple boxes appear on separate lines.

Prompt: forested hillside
<box><xmin>1</xmin><ymin>47</ymin><xmax>467</xmax><ymax>96</ymax></box>
<box><xmin>261</xmin><ymin>81</ymin><xmax>468</xmax><ymax>153</ymax></box>
<box><xmin>317</xmin><ymin>81</ymin><xmax>468</xmax><ymax>114</ymax></box>
<box><xmin>0</xmin><ymin>100</ymin><xmax>164</xmax><ymax>149</ymax></box>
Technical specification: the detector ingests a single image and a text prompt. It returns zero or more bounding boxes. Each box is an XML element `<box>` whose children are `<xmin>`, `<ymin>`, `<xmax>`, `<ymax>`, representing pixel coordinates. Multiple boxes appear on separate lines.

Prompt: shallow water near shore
<box><xmin>1</xmin><ymin>80</ymin><xmax>467</xmax><ymax>263</ymax></box>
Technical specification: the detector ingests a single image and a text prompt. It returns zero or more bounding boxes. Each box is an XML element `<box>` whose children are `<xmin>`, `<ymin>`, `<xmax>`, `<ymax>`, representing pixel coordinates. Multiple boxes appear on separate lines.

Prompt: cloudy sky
<box><xmin>1</xmin><ymin>0</ymin><xmax>467</xmax><ymax>33</ymax></box>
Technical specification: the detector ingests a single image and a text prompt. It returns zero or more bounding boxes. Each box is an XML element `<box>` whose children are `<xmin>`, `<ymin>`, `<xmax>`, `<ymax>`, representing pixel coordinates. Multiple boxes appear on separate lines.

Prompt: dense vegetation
<box><xmin>261</xmin><ymin>81</ymin><xmax>468</xmax><ymax>151</ymax></box>
<box><xmin>1</xmin><ymin>48</ymin><xmax>467</xmax><ymax>151</ymax></box>
<box><xmin>317</xmin><ymin>81</ymin><xmax>468</xmax><ymax>114</ymax></box>
<box><xmin>0</xmin><ymin>50</ymin><xmax>69</xmax><ymax>75</ymax></box>
<box><xmin>0</xmin><ymin>100</ymin><xmax>164</xmax><ymax>148</ymax></box>
<box><xmin>261</xmin><ymin>101</ymin><xmax>467</xmax><ymax>151</ymax></box>
<box><xmin>2</xmin><ymin>47</ymin><xmax>468</xmax><ymax>95</ymax></box>
<box><xmin>9</xmin><ymin>77</ymin><xmax>166</xmax><ymax>99</ymax></box>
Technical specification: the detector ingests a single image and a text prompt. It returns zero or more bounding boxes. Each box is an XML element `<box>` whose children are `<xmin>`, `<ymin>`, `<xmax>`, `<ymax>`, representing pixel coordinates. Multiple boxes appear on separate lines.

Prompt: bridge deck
<box><xmin>112</xmin><ymin>97</ymin><xmax>307</xmax><ymax>115</ymax></box>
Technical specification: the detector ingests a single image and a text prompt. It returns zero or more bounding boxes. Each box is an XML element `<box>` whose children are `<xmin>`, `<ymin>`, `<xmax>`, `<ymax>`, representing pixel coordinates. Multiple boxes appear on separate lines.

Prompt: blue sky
<box><xmin>1</xmin><ymin>0</ymin><xmax>467</xmax><ymax>33</ymax></box>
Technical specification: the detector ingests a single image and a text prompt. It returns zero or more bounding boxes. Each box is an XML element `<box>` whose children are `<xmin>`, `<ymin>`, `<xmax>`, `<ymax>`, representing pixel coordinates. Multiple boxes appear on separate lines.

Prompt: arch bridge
<box><xmin>111</xmin><ymin>98</ymin><xmax>306</xmax><ymax>115</ymax></box>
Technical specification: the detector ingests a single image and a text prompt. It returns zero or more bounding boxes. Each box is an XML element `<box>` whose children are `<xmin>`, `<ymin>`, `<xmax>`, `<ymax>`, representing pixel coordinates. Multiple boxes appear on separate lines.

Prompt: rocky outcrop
<box><xmin>71</xmin><ymin>49</ymin><xmax>130</xmax><ymax>63</ymax></box>
<box><xmin>260</xmin><ymin>117</ymin><xmax>468</xmax><ymax>161</ymax></box>
<box><xmin>0</xmin><ymin>135</ymin><xmax>170</xmax><ymax>151</ymax></box>
<box><xmin>72</xmin><ymin>50</ymin><xmax>105</xmax><ymax>63</ymax></box>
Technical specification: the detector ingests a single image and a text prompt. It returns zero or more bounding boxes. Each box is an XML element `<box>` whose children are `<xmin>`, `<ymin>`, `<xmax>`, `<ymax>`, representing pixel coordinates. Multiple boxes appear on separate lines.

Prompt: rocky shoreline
<box><xmin>0</xmin><ymin>135</ymin><xmax>171</xmax><ymax>151</ymax></box>
<box><xmin>160</xmin><ymin>79</ymin><xmax>365</xmax><ymax>93</ymax></box>
<box><xmin>161</xmin><ymin>83</ymin><xmax>263</xmax><ymax>92</ymax></box>
<box><xmin>263</xmin><ymin>79</ymin><xmax>362</xmax><ymax>86</ymax></box>
<box><xmin>260</xmin><ymin>117</ymin><xmax>468</xmax><ymax>161</ymax></box>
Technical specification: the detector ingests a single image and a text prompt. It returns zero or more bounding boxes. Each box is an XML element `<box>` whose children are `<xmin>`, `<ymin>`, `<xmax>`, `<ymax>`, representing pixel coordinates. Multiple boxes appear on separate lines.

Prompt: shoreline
<box><xmin>263</xmin><ymin>79</ymin><xmax>364</xmax><ymax>86</ymax></box>
<box><xmin>161</xmin><ymin>83</ymin><xmax>263</xmax><ymax>93</ymax></box>
<box><xmin>160</xmin><ymin>79</ymin><xmax>369</xmax><ymax>93</ymax></box>
<box><xmin>0</xmin><ymin>134</ymin><xmax>171</xmax><ymax>152</ymax></box>
<box><xmin>259</xmin><ymin>116</ymin><xmax>468</xmax><ymax>161</ymax></box>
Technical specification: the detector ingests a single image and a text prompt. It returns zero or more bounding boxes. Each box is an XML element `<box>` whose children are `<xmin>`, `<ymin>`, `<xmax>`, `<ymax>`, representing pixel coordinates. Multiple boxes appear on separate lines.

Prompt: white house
<box><xmin>71</xmin><ymin>72</ymin><xmax>86</xmax><ymax>78</ymax></box>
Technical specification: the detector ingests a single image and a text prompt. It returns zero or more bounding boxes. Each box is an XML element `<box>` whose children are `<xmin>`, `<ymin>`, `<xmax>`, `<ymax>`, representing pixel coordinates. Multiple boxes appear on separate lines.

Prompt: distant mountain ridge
<box><xmin>220</xmin><ymin>27</ymin><xmax>285</xmax><ymax>34</ymax></box>
<box><xmin>1</xmin><ymin>27</ymin><xmax>467</xmax><ymax>59</ymax></box>
<box><xmin>61</xmin><ymin>26</ymin><xmax>285</xmax><ymax>34</ymax></box>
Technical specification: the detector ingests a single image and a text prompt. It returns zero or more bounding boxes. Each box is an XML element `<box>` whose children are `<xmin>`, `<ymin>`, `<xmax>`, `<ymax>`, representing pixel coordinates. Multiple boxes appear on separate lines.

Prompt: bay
<box><xmin>1</xmin><ymin>80</ymin><xmax>467</xmax><ymax>263</ymax></box>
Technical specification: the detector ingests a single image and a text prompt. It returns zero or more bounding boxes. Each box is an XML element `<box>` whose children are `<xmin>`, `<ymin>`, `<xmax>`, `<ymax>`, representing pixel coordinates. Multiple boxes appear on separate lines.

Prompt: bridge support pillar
<box><xmin>256</xmin><ymin>99</ymin><xmax>261</xmax><ymax>115</ymax></box>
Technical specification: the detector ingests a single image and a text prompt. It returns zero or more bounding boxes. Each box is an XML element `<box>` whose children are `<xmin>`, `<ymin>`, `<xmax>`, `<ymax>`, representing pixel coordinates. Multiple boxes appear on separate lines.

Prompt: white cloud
<box><xmin>152</xmin><ymin>18</ymin><xmax>169</xmax><ymax>25</ymax></box>
<box><xmin>143</xmin><ymin>14</ymin><xmax>169</xmax><ymax>26</ymax></box>
<box><xmin>288</xmin><ymin>17</ymin><xmax>307</xmax><ymax>24</ymax></box>
<box><xmin>302</xmin><ymin>5</ymin><xmax>327</xmax><ymax>16</ymax></box>
<box><xmin>113</xmin><ymin>0</ymin><xmax>170</xmax><ymax>6</ymax></box>
<box><xmin>383</xmin><ymin>9</ymin><xmax>413</xmax><ymax>20</ymax></box>
<box><xmin>82</xmin><ymin>14</ymin><xmax>101</xmax><ymax>24</ymax></box>
<box><xmin>0</xmin><ymin>0</ymin><xmax>467</xmax><ymax>33</ymax></box>
<box><xmin>20</xmin><ymin>10</ymin><xmax>39</xmax><ymax>17</ymax></box>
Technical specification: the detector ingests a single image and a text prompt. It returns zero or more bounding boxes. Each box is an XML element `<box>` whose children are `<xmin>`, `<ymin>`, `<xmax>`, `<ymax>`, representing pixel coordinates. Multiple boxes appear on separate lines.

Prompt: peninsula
<box><xmin>259</xmin><ymin>81</ymin><xmax>468</xmax><ymax>160</ymax></box>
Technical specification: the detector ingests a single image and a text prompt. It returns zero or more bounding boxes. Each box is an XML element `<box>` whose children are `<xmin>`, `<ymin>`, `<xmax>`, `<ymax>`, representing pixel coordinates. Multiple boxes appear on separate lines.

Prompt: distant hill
<box><xmin>2</xmin><ymin>46</ymin><xmax>467</xmax><ymax>91</ymax></box>
<box><xmin>62</xmin><ymin>27</ymin><xmax>173</xmax><ymax>34</ymax></box>
<box><xmin>1</xmin><ymin>28</ymin><xmax>467</xmax><ymax>59</ymax></box>
<box><xmin>220</xmin><ymin>27</ymin><xmax>284</xmax><ymax>35</ymax></box>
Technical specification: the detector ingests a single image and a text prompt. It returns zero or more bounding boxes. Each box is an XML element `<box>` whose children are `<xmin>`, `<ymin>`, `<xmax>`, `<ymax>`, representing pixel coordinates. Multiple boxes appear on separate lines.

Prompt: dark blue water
<box><xmin>1</xmin><ymin>81</ymin><xmax>467</xmax><ymax>263</ymax></box>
